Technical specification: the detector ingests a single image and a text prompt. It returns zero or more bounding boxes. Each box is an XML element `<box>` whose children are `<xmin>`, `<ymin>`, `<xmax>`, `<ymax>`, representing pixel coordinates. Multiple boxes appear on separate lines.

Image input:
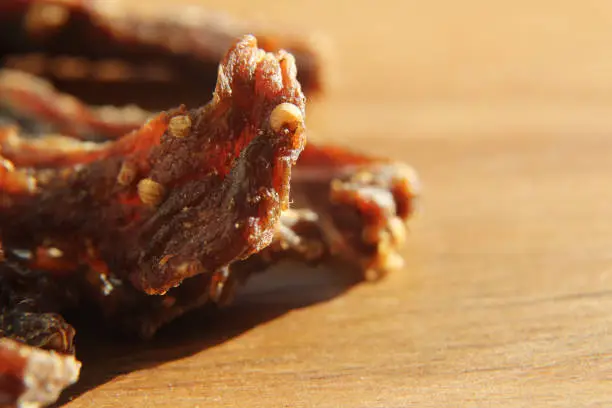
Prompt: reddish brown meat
<box><xmin>0</xmin><ymin>35</ymin><xmax>307</xmax><ymax>296</ymax></box>
<box><xmin>0</xmin><ymin>0</ymin><xmax>324</xmax><ymax>110</ymax></box>
<box><xmin>0</xmin><ymin>338</ymin><xmax>80</xmax><ymax>408</ymax></box>
<box><xmin>0</xmin><ymin>69</ymin><xmax>150</xmax><ymax>141</ymax></box>
<box><xmin>0</xmin><ymin>10</ymin><xmax>419</xmax><ymax>406</ymax></box>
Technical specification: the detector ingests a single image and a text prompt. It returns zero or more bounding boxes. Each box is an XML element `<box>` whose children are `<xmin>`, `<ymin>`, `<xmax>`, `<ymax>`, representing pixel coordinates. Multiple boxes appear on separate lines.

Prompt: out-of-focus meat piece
<box><xmin>0</xmin><ymin>338</ymin><xmax>80</xmax><ymax>408</ymax></box>
<box><xmin>0</xmin><ymin>260</ymin><xmax>78</xmax><ymax>354</ymax></box>
<box><xmin>0</xmin><ymin>0</ymin><xmax>325</xmax><ymax>110</ymax></box>
<box><xmin>290</xmin><ymin>144</ymin><xmax>420</xmax><ymax>280</ymax></box>
<box><xmin>0</xmin><ymin>69</ymin><xmax>150</xmax><ymax>141</ymax></box>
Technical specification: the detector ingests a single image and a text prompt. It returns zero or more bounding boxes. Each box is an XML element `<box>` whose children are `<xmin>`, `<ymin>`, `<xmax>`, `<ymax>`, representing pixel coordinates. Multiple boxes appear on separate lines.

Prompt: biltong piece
<box><xmin>0</xmin><ymin>338</ymin><xmax>80</xmax><ymax>408</ymax></box>
<box><xmin>0</xmin><ymin>35</ymin><xmax>307</xmax><ymax>297</ymax></box>
<box><xmin>0</xmin><ymin>0</ymin><xmax>324</xmax><ymax>111</ymax></box>
<box><xmin>0</xmin><ymin>16</ymin><xmax>420</xmax><ymax>407</ymax></box>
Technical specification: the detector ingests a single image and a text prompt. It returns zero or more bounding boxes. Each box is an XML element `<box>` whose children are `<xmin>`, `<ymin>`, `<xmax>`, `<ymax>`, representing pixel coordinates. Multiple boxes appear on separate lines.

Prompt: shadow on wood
<box><xmin>53</xmin><ymin>261</ymin><xmax>362</xmax><ymax>406</ymax></box>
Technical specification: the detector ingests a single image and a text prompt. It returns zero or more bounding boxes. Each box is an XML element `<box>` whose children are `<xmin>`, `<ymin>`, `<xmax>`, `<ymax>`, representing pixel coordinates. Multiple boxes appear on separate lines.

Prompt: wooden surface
<box><xmin>63</xmin><ymin>1</ymin><xmax>612</xmax><ymax>407</ymax></box>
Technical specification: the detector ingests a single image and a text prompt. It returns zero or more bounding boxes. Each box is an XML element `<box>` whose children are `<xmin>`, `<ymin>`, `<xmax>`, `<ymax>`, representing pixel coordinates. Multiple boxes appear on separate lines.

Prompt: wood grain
<box><xmin>62</xmin><ymin>1</ymin><xmax>612</xmax><ymax>407</ymax></box>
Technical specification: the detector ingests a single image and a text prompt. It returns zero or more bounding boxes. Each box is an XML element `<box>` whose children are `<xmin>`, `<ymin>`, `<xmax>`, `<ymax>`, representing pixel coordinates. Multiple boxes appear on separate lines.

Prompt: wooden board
<box><xmin>62</xmin><ymin>1</ymin><xmax>612</xmax><ymax>406</ymax></box>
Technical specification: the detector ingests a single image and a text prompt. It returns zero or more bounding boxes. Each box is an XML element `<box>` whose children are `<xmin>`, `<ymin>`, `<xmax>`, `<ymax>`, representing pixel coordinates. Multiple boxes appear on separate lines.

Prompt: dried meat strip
<box><xmin>0</xmin><ymin>15</ymin><xmax>420</xmax><ymax>406</ymax></box>
<box><xmin>0</xmin><ymin>0</ymin><xmax>324</xmax><ymax>110</ymax></box>
<box><xmin>0</xmin><ymin>35</ymin><xmax>307</xmax><ymax>296</ymax></box>
<box><xmin>0</xmin><ymin>338</ymin><xmax>80</xmax><ymax>408</ymax></box>
<box><xmin>0</xmin><ymin>69</ymin><xmax>150</xmax><ymax>141</ymax></box>
<box><xmin>291</xmin><ymin>144</ymin><xmax>419</xmax><ymax>280</ymax></box>
<box><xmin>0</xmin><ymin>139</ymin><xmax>419</xmax><ymax>345</ymax></box>
<box><xmin>0</xmin><ymin>75</ymin><xmax>419</xmax><ymax>341</ymax></box>
<box><xmin>0</xmin><ymin>260</ymin><xmax>78</xmax><ymax>354</ymax></box>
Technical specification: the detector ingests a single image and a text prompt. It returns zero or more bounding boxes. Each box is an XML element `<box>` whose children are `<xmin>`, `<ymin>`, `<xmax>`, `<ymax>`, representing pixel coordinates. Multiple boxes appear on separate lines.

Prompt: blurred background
<box><xmin>188</xmin><ymin>0</ymin><xmax>612</xmax><ymax>140</ymax></box>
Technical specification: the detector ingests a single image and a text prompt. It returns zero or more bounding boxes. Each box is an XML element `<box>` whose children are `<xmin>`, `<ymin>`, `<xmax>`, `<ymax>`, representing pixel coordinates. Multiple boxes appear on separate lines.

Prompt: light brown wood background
<box><xmin>63</xmin><ymin>1</ymin><xmax>612</xmax><ymax>407</ymax></box>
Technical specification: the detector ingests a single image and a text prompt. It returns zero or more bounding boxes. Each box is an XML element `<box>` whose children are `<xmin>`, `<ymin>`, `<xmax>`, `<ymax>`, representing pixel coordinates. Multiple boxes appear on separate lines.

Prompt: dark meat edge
<box><xmin>0</xmin><ymin>0</ymin><xmax>324</xmax><ymax>110</ymax></box>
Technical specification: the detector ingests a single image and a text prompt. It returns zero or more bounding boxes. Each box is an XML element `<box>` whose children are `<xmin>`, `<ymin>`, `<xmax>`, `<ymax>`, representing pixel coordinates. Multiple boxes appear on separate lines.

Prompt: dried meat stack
<box><xmin>0</xmin><ymin>2</ymin><xmax>419</xmax><ymax>407</ymax></box>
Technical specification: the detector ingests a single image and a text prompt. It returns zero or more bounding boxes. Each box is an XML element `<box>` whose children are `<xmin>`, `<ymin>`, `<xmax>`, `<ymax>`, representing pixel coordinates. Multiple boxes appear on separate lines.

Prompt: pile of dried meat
<box><xmin>0</xmin><ymin>1</ymin><xmax>420</xmax><ymax>407</ymax></box>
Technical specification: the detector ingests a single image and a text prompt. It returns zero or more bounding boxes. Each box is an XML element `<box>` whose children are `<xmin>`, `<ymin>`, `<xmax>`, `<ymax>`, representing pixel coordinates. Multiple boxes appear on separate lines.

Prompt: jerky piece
<box><xmin>0</xmin><ymin>107</ymin><xmax>419</xmax><ymax>342</ymax></box>
<box><xmin>0</xmin><ymin>0</ymin><xmax>324</xmax><ymax>109</ymax></box>
<box><xmin>0</xmin><ymin>338</ymin><xmax>80</xmax><ymax>408</ymax></box>
<box><xmin>0</xmin><ymin>115</ymin><xmax>420</xmax><ymax>340</ymax></box>
<box><xmin>0</xmin><ymin>35</ymin><xmax>307</xmax><ymax>295</ymax></box>
<box><xmin>0</xmin><ymin>260</ymin><xmax>78</xmax><ymax>354</ymax></box>
<box><xmin>290</xmin><ymin>144</ymin><xmax>420</xmax><ymax>280</ymax></box>
<box><xmin>0</xmin><ymin>69</ymin><xmax>150</xmax><ymax>141</ymax></box>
